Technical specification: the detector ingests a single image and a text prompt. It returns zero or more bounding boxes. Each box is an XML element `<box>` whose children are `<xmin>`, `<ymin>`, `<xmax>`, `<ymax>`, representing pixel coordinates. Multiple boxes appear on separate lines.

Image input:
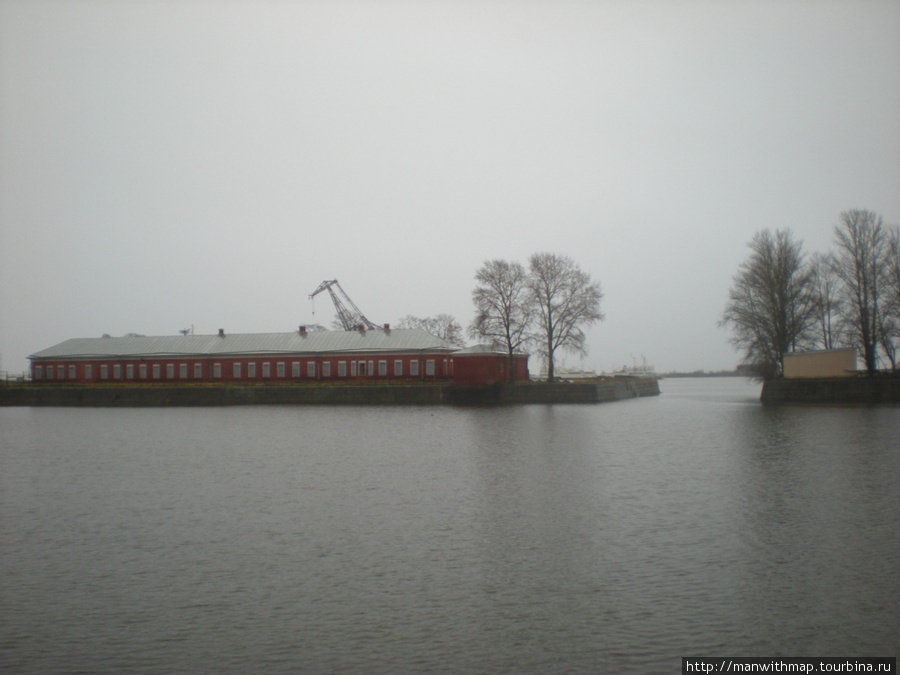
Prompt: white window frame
<box><xmin>166</xmin><ymin>363</ymin><xmax>175</xmax><ymax>379</ymax></box>
<box><xmin>213</xmin><ymin>363</ymin><xmax>222</xmax><ymax>378</ymax></box>
<box><xmin>307</xmin><ymin>361</ymin><xmax>316</xmax><ymax>378</ymax></box>
<box><xmin>394</xmin><ymin>360</ymin><xmax>403</xmax><ymax>376</ymax></box>
<box><xmin>322</xmin><ymin>362</ymin><xmax>331</xmax><ymax>377</ymax></box>
<box><xmin>101</xmin><ymin>365</ymin><xmax>109</xmax><ymax>380</ymax></box>
<box><xmin>35</xmin><ymin>365</ymin><xmax>43</xmax><ymax>380</ymax></box>
<box><xmin>69</xmin><ymin>365</ymin><xmax>77</xmax><ymax>379</ymax></box>
<box><xmin>262</xmin><ymin>362</ymin><xmax>271</xmax><ymax>378</ymax></box>
<box><xmin>378</xmin><ymin>360</ymin><xmax>387</xmax><ymax>376</ymax></box>
<box><xmin>248</xmin><ymin>362</ymin><xmax>256</xmax><ymax>378</ymax></box>
<box><xmin>113</xmin><ymin>364</ymin><xmax>122</xmax><ymax>380</ymax></box>
<box><xmin>85</xmin><ymin>365</ymin><xmax>92</xmax><ymax>379</ymax></box>
<box><xmin>194</xmin><ymin>363</ymin><xmax>202</xmax><ymax>379</ymax></box>
<box><xmin>126</xmin><ymin>364</ymin><xmax>134</xmax><ymax>380</ymax></box>
<box><xmin>338</xmin><ymin>361</ymin><xmax>347</xmax><ymax>377</ymax></box>
<box><xmin>140</xmin><ymin>364</ymin><xmax>147</xmax><ymax>379</ymax></box>
<box><xmin>426</xmin><ymin>360</ymin><xmax>435</xmax><ymax>376</ymax></box>
<box><xmin>58</xmin><ymin>365</ymin><xmax>65</xmax><ymax>379</ymax></box>
<box><xmin>410</xmin><ymin>360</ymin><xmax>419</xmax><ymax>377</ymax></box>
<box><xmin>292</xmin><ymin>362</ymin><xmax>300</xmax><ymax>378</ymax></box>
<box><xmin>153</xmin><ymin>364</ymin><xmax>161</xmax><ymax>379</ymax></box>
<box><xmin>234</xmin><ymin>362</ymin><xmax>242</xmax><ymax>379</ymax></box>
<box><xmin>277</xmin><ymin>362</ymin><xmax>285</xmax><ymax>378</ymax></box>
<box><xmin>180</xmin><ymin>363</ymin><xmax>188</xmax><ymax>379</ymax></box>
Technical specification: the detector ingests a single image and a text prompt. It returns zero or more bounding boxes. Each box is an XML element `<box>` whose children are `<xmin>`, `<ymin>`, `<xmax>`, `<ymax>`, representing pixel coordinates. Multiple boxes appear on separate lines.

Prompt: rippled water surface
<box><xmin>2</xmin><ymin>378</ymin><xmax>898</xmax><ymax>673</ymax></box>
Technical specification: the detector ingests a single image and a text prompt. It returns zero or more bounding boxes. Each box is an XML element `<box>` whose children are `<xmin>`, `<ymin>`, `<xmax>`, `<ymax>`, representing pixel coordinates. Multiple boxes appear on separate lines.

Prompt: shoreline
<box><xmin>0</xmin><ymin>378</ymin><xmax>661</xmax><ymax>407</ymax></box>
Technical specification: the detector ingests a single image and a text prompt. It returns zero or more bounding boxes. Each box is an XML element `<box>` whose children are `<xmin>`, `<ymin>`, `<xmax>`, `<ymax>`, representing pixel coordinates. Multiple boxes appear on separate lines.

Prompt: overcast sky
<box><xmin>2</xmin><ymin>0</ymin><xmax>899</xmax><ymax>375</ymax></box>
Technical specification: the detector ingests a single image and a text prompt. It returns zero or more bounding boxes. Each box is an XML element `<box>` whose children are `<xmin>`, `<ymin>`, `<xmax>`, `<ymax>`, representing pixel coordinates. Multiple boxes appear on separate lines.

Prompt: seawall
<box><xmin>0</xmin><ymin>378</ymin><xmax>660</xmax><ymax>407</ymax></box>
<box><xmin>761</xmin><ymin>376</ymin><xmax>900</xmax><ymax>405</ymax></box>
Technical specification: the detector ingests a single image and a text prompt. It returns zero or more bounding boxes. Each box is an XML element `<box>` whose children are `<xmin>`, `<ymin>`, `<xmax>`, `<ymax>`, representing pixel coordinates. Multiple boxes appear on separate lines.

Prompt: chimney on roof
<box><xmin>299</xmin><ymin>325</ymin><xmax>307</xmax><ymax>336</ymax></box>
<box><xmin>218</xmin><ymin>328</ymin><xmax>225</xmax><ymax>337</ymax></box>
<box><xmin>383</xmin><ymin>323</ymin><xmax>390</xmax><ymax>332</ymax></box>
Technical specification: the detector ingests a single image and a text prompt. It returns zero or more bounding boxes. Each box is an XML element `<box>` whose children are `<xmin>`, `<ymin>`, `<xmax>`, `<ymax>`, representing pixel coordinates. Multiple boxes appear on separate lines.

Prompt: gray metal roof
<box><xmin>29</xmin><ymin>329</ymin><xmax>459</xmax><ymax>360</ymax></box>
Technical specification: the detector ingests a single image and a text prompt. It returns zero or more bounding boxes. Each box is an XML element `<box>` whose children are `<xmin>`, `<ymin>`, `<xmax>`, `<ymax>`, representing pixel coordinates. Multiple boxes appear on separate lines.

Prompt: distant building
<box><xmin>783</xmin><ymin>348</ymin><xmax>857</xmax><ymax>378</ymax></box>
<box><xmin>28</xmin><ymin>327</ymin><xmax>528</xmax><ymax>387</ymax></box>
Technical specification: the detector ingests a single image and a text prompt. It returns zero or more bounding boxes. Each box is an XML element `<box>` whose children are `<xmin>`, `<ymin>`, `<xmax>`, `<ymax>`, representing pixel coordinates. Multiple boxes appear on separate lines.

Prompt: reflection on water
<box><xmin>1</xmin><ymin>378</ymin><xmax>897</xmax><ymax>673</ymax></box>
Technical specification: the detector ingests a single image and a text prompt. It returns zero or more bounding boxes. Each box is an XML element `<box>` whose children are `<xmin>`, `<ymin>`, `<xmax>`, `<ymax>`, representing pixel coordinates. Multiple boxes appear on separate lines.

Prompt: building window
<box><xmin>277</xmin><ymin>362</ymin><xmax>285</xmax><ymax>378</ymax></box>
<box><xmin>213</xmin><ymin>363</ymin><xmax>222</xmax><ymax>378</ymax></box>
<box><xmin>194</xmin><ymin>363</ymin><xmax>202</xmax><ymax>379</ymax></box>
<box><xmin>140</xmin><ymin>364</ymin><xmax>148</xmax><ymax>379</ymax></box>
<box><xmin>262</xmin><ymin>362</ymin><xmax>270</xmax><ymax>378</ymax></box>
<box><xmin>358</xmin><ymin>360</ymin><xmax>366</xmax><ymax>376</ymax></box>
<box><xmin>378</xmin><ymin>360</ymin><xmax>387</xmax><ymax>376</ymax></box>
<box><xmin>426</xmin><ymin>360</ymin><xmax>435</xmax><ymax>376</ymax></box>
<box><xmin>35</xmin><ymin>366</ymin><xmax>43</xmax><ymax>380</ymax></box>
<box><xmin>322</xmin><ymin>362</ymin><xmax>331</xmax><ymax>377</ymax></box>
<box><xmin>292</xmin><ymin>362</ymin><xmax>300</xmax><ymax>378</ymax></box>
<box><xmin>126</xmin><ymin>364</ymin><xmax>134</xmax><ymax>379</ymax></box>
<box><xmin>101</xmin><ymin>365</ymin><xmax>109</xmax><ymax>380</ymax></box>
<box><xmin>338</xmin><ymin>361</ymin><xmax>347</xmax><ymax>377</ymax></box>
<box><xmin>350</xmin><ymin>361</ymin><xmax>358</xmax><ymax>377</ymax></box>
<box><xmin>58</xmin><ymin>365</ymin><xmax>65</xmax><ymax>379</ymax></box>
<box><xmin>153</xmin><ymin>364</ymin><xmax>161</xmax><ymax>379</ymax></box>
<box><xmin>368</xmin><ymin>360</ymin><xmax>374</xmax><ymax>377</ymax></box>
<box><xmin>234</xmin><ymin>363</ymin><xmax>242</xmax><ymax>378</ymax></box>
<box><xmin>307</xmin><ymin>361</ymin><xmax>316</xmax><ymax>378</ymax></box>
<box><xmin>165</xmin><ymin>364</ymin><xmax>173</xmax><ymax>379</ymax></box>
<box><xmin>113</xmin><ymin>364</ymin><xmax>122</xmax><ymax>380</ymax></box>
<box><xmin>394</xmin><ymin>360</ymin><xmax>403</xmax><ymax>376</ymax></box>
<box><xmin>410</xmin><ymin>360</ymin><xmax>419</xmax><ymax>377</ymax></box>
<box><xmin>180</xmin><ymin>363</ymin><xmax>188</xmax><ymax>379</ymax></box>
<box><xmin>69</xmin><ymin>365</ymin><xmax>77</xmax><ymax>379</ymax></box>
<box><xmin>85</xmin><ymin>365</ymin><xmax>92</xmax><ymax>380</ymax></box>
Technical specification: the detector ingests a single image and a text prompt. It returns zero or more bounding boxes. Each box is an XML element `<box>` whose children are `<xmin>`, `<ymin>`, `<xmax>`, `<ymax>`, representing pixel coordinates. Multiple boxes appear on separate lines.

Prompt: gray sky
<box><xmin>2</xmin><ymin>0</ymin><xmax>899</xmax><ymax>375</ymax></box>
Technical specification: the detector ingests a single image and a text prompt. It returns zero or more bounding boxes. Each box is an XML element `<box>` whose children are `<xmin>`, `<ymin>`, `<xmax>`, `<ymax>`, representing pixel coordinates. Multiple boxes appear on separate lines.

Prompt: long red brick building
<box><xmin>28</xmin><ymin>326</ymin><xmax>529</xmax><ymax>387</ymax></box>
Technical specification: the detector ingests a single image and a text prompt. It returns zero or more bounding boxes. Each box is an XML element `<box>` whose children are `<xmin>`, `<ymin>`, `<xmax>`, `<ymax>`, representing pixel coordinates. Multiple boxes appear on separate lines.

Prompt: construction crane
<box><xmin>309</xmin><ymin>279</ymin><xmax>380</xmax><ymax>332</ymax></box>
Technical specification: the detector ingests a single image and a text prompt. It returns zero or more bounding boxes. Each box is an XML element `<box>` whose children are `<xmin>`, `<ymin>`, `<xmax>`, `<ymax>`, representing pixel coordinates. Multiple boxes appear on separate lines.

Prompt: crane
<box><xmin>309</xmin><ymin>279</ymin><xmax>380</xmax><ymax>332</ymax></box>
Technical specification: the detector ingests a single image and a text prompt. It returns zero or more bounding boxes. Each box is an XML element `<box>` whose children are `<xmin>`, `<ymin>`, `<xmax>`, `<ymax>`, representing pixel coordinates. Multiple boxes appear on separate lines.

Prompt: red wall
<box><xmin>451</xmin><ymin>354</ymin><xmax>529</xmax><ymax>386</ymax></box>
<box><xmin>31</xmin><ymin>353</ymin><xmax>456</xmax><ymax>384</ymax></box>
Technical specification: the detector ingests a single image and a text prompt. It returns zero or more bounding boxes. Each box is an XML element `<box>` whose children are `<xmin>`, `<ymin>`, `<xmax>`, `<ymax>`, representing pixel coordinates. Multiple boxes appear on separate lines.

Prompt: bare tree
<box><xmin>720</xmin><ymin>229</ymin><xmax>816</xmax><ymax>378</ymax></box>
<box><xmin>832</xmin><ymin>210</ymin><xmax>890</xmax><ymax>374</ymax></box>
<box><xmin>880</xmin><ymin>225</ymin><xmax>900</xmax><ymax>369</ymax></box>
<box><xmin>527</xmin><ymin>253</ymin><xmax>603</xmax><ymax>381</ymax></box>
<box><xmin>397</xmin><ymin>314</ymin><xmax>466</xmax><ymax>347</ymax></box>
<box><xmin>468</xmin><ymin>259</ymin><xmax>533</xmax><ymax>381</ymax></box>
<box><xmin>809</xmin><ymin>252</ymin><xmax>845</xmax><ymax>350</ymax></box>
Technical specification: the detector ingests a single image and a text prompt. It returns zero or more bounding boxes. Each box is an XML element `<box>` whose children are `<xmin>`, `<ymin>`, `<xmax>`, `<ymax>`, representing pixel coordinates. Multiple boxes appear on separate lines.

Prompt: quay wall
<box><xmin>0</xmin><ymin>378</ymin><xmax>660</xmax><ymax>407</ymax></box>
<box><xmin>761</xmin><ymin>376</ymin><xmax>900</xmax><ymax>405</ymax></box>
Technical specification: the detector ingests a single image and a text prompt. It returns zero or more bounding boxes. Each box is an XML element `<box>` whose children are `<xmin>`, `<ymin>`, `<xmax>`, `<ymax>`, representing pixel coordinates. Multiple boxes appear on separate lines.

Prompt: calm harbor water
<box><xmin>1</xmin><ymin>378</ymin><xmax>898</xmax><ymax>673</ymax></box>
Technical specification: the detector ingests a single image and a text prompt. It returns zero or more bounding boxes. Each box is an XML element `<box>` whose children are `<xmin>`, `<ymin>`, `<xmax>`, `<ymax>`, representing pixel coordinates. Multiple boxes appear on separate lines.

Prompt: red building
<box><xmin>28</xmin><ymin>327</ymin><xmax>528</xmax><ymax>387</ymax></box>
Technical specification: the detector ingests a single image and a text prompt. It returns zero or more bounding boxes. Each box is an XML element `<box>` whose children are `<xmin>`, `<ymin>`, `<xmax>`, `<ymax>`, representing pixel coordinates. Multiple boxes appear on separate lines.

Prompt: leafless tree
<box><xmin>809</xmin><ymin>252</ymin><xmax>845</xmax><ymax>350</ymax></box>
<box><xmin>527</xmin><ymin>253</ymin><xmax>603</xmax><ymax>381</ymax></box>
<box><xmin>468</xmin><ymin>259</ymin><xmax>533</xmax><ymax>381</ymax></box>
<box><xmin>397</xmin><ymin>314</ymin><xmax>466</xmax><ymax>347</ymax></box>
<box><xmin>880</xmin><ymin>225</ymin><xmax>900</xmax><ymax>369</ymax></box>
<box><xmin>832</xmin><ymin>210</ymin><xmax>891</xmax><ymax>374</ymax></box>
<box><xmin>720</xmin><ymin>229</ymin><xmax>816</xmax><ymax>378</ymax></box>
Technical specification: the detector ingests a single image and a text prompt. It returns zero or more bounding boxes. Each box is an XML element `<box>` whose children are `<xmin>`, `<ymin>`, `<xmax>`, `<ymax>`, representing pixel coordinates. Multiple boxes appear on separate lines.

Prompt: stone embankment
<box><xmin>0</xmin><ymin>377</ymin><xmax>660</xmax><ymax>407</ymax></box>
<box><xmin>761</xmin><ymin>376</ymin><xmax>900</xmax><ymax>404</ymax></box>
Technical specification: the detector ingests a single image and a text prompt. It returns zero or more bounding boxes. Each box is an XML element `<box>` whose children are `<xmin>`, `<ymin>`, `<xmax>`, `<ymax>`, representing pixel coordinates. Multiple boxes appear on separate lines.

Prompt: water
<box><xmin>1</xmin><ymin>378</ymin><xmax>897</xmax><ymax>673</ymax></box>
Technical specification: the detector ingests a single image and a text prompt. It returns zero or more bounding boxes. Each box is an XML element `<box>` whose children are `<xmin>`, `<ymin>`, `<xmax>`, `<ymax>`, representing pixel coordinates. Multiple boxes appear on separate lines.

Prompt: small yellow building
<box><xmin>783</xmin><ymin>348</ymin><xmax>857</xmax><ymax>378</ymax></box>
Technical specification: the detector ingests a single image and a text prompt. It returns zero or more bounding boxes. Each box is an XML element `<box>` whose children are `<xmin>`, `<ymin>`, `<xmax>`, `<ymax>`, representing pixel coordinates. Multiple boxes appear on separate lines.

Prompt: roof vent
<box><xmin>218</xmin><ymin>329</ymin><xmax>225</xmax><ymax>337</ymax></box>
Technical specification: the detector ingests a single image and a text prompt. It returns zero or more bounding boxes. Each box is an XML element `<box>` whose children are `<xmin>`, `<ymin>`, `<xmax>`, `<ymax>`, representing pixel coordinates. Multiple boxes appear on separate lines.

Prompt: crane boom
<box><xmin>309</xmin><ymin>279</ymin><xmax>379</xmax><ymax>331</ymax></box>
